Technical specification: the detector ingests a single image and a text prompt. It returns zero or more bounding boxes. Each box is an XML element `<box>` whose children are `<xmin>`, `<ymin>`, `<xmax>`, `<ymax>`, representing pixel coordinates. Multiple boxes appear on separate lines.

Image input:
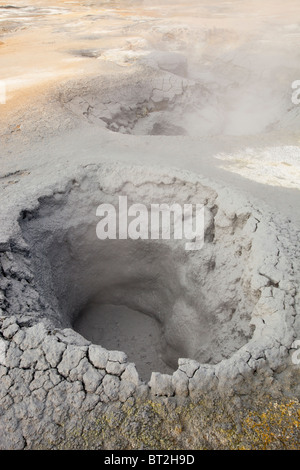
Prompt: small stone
<box><xmin>2</xmin><ymin>316</ymin><xmax>17</xmax><ymax>330</ymax></box>
<box><xmin>57</xmin><ymin>345</ymin><xmax>86</xmax><ymax>378</ymax></box>
<box><xmin>12</xmin><ymin>329</ymin><xmax>25</xmax><ymax>345</ymax></box>
<box><xmin>172</xmin><ymin>369</ymin><xmax>189</xmax><ymax>397</ymax></box>
<box><xmin>119</xmin><ymin>380</ymin><xmax>135</xmax><ymax>402</ymax></box>
<box><xmin>88</xmin><ymin>344</ymin><xmax>108</xmax><ymax>369</ymax></box>
<box><xmin>0</xmin><ymin>338</ymin><xmax>8</xmax><ymax>366</ymax></box>
<box><xmin>135</xmin><ymin>384</ymin><xmax>149</xmax><ymax>400</ymax></box>
<box><xmin>29</xmin><ymin>371</ymin><xmax>47</xmax><ymax>391</ymax></box>
<box><xmin>67</xmin><ymin>389</ymin><xmax>86</xmax><ymax>410</ymax></box>
<box><xmin>68</xmin><ymin>357</ymin><xmax>89</xmax><ymax>382</ymax></box>
<box><xmin>21</xmin><ymin>323</ymin><xmax>48</xmax><ymax>349</ymax></box>
<box><xmin>0</xmin><ymin>365</ymin><xmax>7</xmax><ymax>377</ymax></box>
<box><xmin>55</xmin><ymin>328</ymin><xmax>91</xmax><ymax>347</ymax></box>
<box><xmin>2</xmin><ymin>323</ymin><xmax>19</xmax><ymax>339</ymax></box>
<box><xmin>189</xmin><ymin>366</ymin><xmax>217</xmax><ymax>399</ymax></box>
<box><xmin>20</xmin><ymin>348</ymin><xmax>45</xmax><ymax>369</ymax></box>
<box><xmin>6</xmin><ymin>342</ymin><xmax>22</xmax><ymax>368</ymax></box>
<box><xmin>48</xmin><ymin>369</ymin><xmax>62</xmax><ymax>387</ymax></box>
<box><xmin>36</xmin><ymin>353</ymin><xmax>50</xmax><ymax>371</ymax></box>
<box><xmin>102</xmin><ymin>374</ymin><xmax>120</xmax><ymax>401</ymax></box>
<box><xmin>149</xmin><ymin>372</ymin><xmax>175</xmax><ymax>397</ymax></box>
<box><xmin>121</xmin><ymin>363</ymin><xmax>140</xmax><ymax>386</ymax></box>
<box><xmin>0</xmin><ymin>374</ymin><xmax>12</xmax><ymax>398</ymax></box>
<box><xmin>178</xmin><ymin>358</ymin><xmax>200</xmax><ymax>378</ymax></box>
<box><xmin>81</xmin><ymin>393</ymin><xmax>100</xmax><ymax>412</ymax></box>
<box><xmin>42</xmin><ymin>335</ymin><xmax>66</xmax><ymax>368</ymax></box>
<box><xmin>82</xmin><ymin>366</ymin><xmax>104</xmax><ymax>393</ymax></box>
<box><xmin>106</xmin><ymin>360</ymin><xmax>126</xmax><ymax>376</ymax></box>
<box><xmin>108</xmin><ymin>350</ymin><xmax>127</xmax><ymax>364</ymax></box>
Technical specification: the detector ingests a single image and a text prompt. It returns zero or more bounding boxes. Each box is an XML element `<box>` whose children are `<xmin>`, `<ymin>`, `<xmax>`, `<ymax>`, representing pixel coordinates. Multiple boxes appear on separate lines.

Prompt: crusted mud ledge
<box><xmin>1</xmin><ymin>309</ymin><xmax>300</xmax><ymax>450</ymax></box>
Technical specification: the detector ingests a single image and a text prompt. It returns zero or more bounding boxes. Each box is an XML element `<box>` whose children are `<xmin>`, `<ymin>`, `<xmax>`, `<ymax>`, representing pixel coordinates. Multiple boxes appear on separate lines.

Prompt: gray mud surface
<box><xmin>0</xmin><ymin>0</ymin><xmax>299</xmax><ymax>450</ymax></box>
<box><xmin>74</xmin><ymin>303</ymin><xmax>174</xmax><ymax>381</ymax></box>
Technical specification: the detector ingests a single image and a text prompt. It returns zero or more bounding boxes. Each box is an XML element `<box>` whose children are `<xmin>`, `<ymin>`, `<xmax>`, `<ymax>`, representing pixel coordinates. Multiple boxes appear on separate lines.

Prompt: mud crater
<box><xmin>61</xmin><ymin>68</ymin><xmax>215</xmax><ymax>137</ymax></box>
<box><xmin>17</xmin><ymin>164</ymin><xmax>257</xmax><ymax>379</ymax></box>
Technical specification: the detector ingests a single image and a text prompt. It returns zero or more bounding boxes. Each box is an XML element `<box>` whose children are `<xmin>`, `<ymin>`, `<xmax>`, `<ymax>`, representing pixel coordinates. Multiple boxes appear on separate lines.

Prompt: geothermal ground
<box><xmin>0</xmin><ymin>0</ymin><xmax>300</xmax><ymax>450</ymax></box>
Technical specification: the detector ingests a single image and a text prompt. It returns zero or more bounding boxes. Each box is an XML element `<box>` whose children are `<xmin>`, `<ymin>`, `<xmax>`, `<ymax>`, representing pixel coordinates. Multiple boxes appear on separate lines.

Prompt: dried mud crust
<box><xmin>0</xmin><ymin>163</ymin><xmax>299</xmax><ymax>449</ymax></box>
<box><xmin>61</xmin><ymin>70</ymin><xmax>199</xmax><ymax>136</ymax></box>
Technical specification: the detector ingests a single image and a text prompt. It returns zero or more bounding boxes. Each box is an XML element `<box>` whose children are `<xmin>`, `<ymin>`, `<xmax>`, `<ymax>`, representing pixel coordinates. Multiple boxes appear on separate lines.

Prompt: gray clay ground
<box><xmin>0</xmin><ymin>0</ymin><xmax>300</xmax><ymax>450</ymax></box>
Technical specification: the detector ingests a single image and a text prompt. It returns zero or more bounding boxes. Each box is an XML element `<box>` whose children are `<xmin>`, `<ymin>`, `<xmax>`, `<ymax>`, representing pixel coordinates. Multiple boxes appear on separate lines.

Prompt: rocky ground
<box><xmin>0</xmin><ymin>0</ymin><xmax>299</xmax><ymax>450</ymax></box>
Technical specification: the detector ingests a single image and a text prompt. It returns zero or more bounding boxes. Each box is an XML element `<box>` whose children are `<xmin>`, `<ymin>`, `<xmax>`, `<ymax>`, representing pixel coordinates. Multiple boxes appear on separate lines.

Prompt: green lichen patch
<box><xmin>35</xmin><ymin>394</ymin><xmax>300</xmax><ymax>450</ymax></box>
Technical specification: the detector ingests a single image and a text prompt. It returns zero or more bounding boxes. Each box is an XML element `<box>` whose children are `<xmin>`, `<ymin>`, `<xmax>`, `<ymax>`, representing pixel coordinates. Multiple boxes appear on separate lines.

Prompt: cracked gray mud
<box><xmin>0</xmin><ymin>0</ymin><xmax>300</xmax><ymax>449</ymax></box>
<box><xmin>0</xmin><ymin>163</ymin><xmax>299</xmax><ymax>449</ymax></box>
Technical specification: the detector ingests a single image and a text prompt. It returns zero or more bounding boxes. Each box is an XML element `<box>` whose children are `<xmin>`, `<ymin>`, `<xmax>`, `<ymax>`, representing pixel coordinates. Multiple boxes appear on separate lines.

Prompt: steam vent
<box><xmin>0</xmin><ymin>0</ymin><xmax>300</xmax><ymax>450</ymax></box>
